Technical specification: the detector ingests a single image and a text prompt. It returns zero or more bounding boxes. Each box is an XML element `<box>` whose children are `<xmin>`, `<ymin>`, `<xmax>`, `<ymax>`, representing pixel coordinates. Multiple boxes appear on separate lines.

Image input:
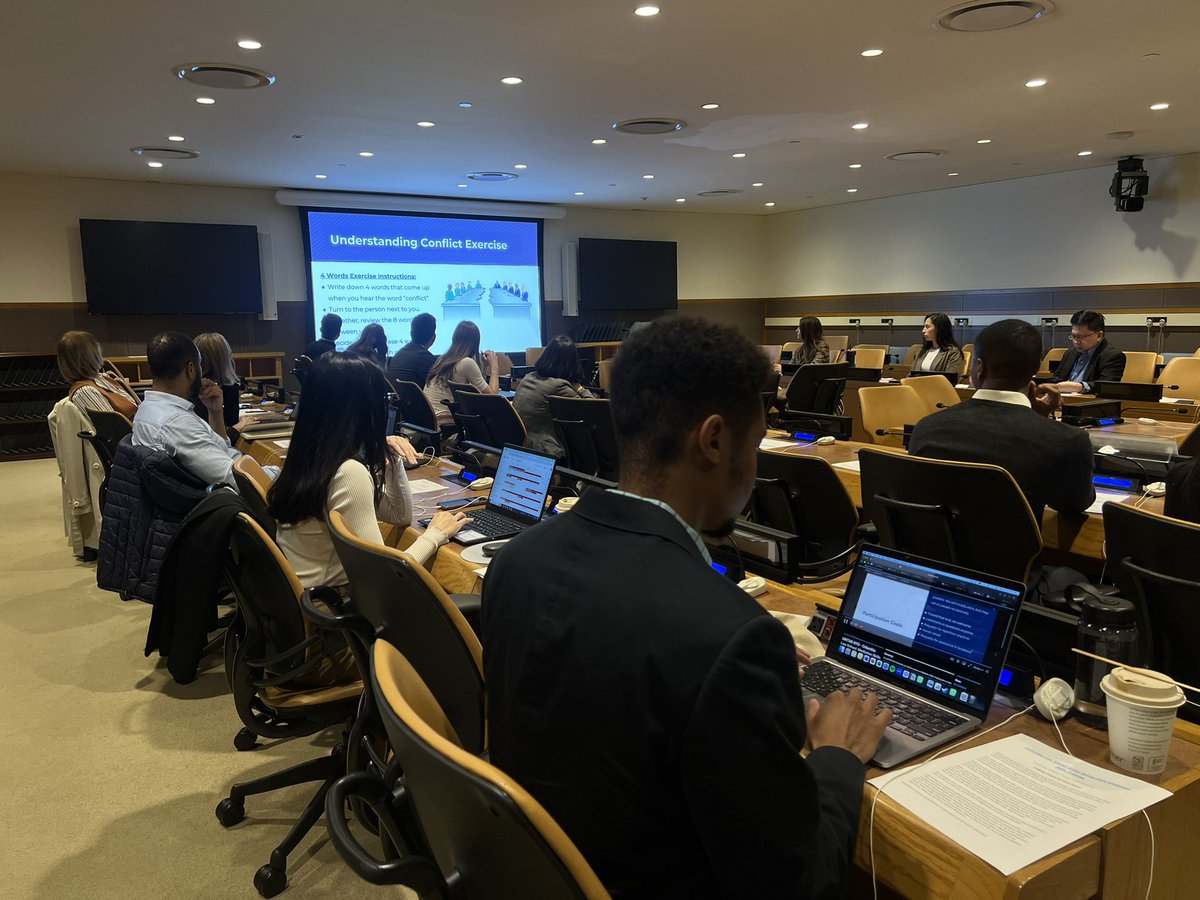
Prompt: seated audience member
<box><xmin>908</xmin><ymin>318</ymin><xmax>1095</xmax><ymax>519</ymax></box>
<box><xmin>912</xmin><ymin>313</ymin><xmax>964</xmax><ymax>373</ymax></box>
<box><xmin>346</xmin><ymin>322</ymin><xmax>389</xmax><ymax>369</ymax></box>
<box><xmin>132</xmin><ymin>332</ymin><xmax>244</xmax><ymax>486</ymax></box>
<box><xmin>1048</xmin><ymin>309</ymin><xmax>1127</xmax><ymax>393</ymax></box>
<box><xmin>513</xmin><ymin>334</ymin><xmax>594</xmax><ymax>458</ymax></box>
<box><xmin>1165</xmin><ymin>456</ymin><xmax>1200</xmax><ymax>524</ymax></box>
<box><xmin>194</xmin><ymin>331</ymin><xmax>250</xmax><ymax>436</ymax></box>
<box><xmin>304</xmin><ymin>313</ymin><xmax>341</xmax><ymax>361</ymax></box>
<box><xmin>56</xmin><ymin>330</ymin><xmax>140</xmax><ymax>419</ymax></box>
<box><xmin>482</xmin><ymin>318</ymin><xmax>890</xmax><ymax>898</ymax></box>
<box><xmin>386</xmin><ymin>312</ymin><xmax>438</xmax><ymax>387</ymax></box>
<box><xmin>793</xmin><ymin>315</ymin><xmax>830</xmax><ymax>365</ymax></box>
<box><xmin>423</xmin><ymin>320</ymin><xmax>499</xmax><ymax>428</ymax></box>
<box><xmin>268</xmin><ymin>353</ymin><xmax>466</xmax><ymax>592</ymax></box>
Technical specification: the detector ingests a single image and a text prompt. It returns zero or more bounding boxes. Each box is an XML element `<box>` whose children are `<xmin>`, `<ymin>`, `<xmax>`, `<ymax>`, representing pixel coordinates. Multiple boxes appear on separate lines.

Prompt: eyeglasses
<box><xmin>1068</xmin><ymin>331</ymin><xmax>1099</xmax><ymax>343</ymax></box>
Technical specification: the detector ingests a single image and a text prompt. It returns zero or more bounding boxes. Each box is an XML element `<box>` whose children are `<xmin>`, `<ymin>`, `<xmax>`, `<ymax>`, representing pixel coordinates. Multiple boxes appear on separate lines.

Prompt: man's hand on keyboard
<box><xmin>807</xmin><ymin>688</ymin><xmax>893</xmax><ymax>764</ymax></box>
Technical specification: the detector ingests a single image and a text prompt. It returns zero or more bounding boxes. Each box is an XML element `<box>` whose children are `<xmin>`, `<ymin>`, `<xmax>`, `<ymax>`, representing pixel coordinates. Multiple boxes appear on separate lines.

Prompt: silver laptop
<box><xmin>802</xmin><ymin>545</ymin><xmax>1024</xmax><ymax>768</ymax></box>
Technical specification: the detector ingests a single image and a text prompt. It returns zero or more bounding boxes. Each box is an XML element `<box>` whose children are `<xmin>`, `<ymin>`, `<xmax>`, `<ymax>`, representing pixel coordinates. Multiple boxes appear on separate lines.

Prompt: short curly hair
<box><xmin>610</xmin><ymin>317</ymin><xmax>771</xmax><ymax>479</ymax></box>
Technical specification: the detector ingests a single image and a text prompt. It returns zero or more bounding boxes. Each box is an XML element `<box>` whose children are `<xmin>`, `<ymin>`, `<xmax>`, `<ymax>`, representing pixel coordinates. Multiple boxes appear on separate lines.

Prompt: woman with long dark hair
<box><xmin>913</xmin><ymin>313</ymin><xmax>964</xmax><ymax>374</ymax></box>
<box><xmin>346</xmin><ymin>323</ymin><xmax>389</xmax><ymax>369</ymax></box>
<box><xmin>268</xmin><ymin>352</ymin><xmax>465</xmax><ymax>592</ymax></box>
<box><xmin>793</xmin><ymin>316</ymin><xmax>830</xmax><ymax>365</ymax></box>
<box><xmin>514</xmin><ymin>334</ymin><xmax>594</xmax><ymax>457</ymax></box>
<box><xmin>423</xmin><ymin>320</ymin><xmax>499</xmax><ymax>427</ymax></box>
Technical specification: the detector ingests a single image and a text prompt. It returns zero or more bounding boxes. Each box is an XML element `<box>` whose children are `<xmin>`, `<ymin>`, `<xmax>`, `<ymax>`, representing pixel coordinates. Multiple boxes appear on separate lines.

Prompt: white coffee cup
<box><xmin>1100</xmin><ymin>666</ymin><xmax>1185</xmax><ymax>775</ymax></box>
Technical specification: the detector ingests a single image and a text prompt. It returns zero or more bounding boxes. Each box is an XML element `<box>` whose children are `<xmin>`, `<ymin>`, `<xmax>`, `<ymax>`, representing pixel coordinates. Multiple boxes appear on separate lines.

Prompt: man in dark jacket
<box><xmin>386</xmin><ymin>313</ymin><xmax>437</xmax><ymax>387</ymax></box>
<box><xmin>1048</xmin><ymin>309</ymin><xmax>1126</xmax><ymax>393</ymax></box>
<box><xmin>303</xmin><ymin>313</ymin><xmax>341</xmax><ymax>361</ymax></box>
<box><xmin>909</xmin><ymin>318</ymin><xmax>1095</xmax><ymax>520</ymax></box>
<box><xmin>482</xmin><ymin>318</ymin><xmax>890</xmax><ymax>899</ymax></box>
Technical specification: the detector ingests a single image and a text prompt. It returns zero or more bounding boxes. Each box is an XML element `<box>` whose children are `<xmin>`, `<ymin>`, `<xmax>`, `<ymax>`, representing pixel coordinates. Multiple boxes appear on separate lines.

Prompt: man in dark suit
<box><xmin>1049</xmin><ymin>309</ymin><xmax>1126</xmax><ymax>393</ymax></box>
<box><xmin>386</xmin><ymin>312</ymin><xmax>437</xmax><ymax>386</ymax></box>
<box><xmin>303</xmin><ymin>313</ymin><xmax>341</xmax><ymax>361</ymax></box>
<box><xmin>909</xmin><ymin>318</ymin><xmax>1095</xmax><ymax>520</ymax></box>
<box><xmin>482</xmin><ymin>318</ymin><xmax>890</xmax><ymax>899</ymax></box>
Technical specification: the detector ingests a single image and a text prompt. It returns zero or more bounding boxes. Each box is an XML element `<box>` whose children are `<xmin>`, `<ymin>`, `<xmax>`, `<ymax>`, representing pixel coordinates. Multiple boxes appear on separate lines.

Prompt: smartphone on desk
<box><xmin>436</xmin><ymin>497</ymin><xmax>485</xmax><ymax>511</ymax></box>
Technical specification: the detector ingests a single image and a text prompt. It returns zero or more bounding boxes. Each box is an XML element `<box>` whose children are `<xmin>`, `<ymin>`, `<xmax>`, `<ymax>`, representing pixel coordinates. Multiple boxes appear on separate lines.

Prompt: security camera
<box><xmin>1109</xmin><ymin>156</ymin><xmax>1149</xmax><ymax>212</ymax></box>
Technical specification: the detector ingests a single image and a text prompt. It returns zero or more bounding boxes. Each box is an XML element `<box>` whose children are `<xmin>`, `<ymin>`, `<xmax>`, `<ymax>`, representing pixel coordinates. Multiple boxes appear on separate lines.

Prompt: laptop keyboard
<box><xmin>463</xmin><ymin>509</ymin><xmax>528</xmax><ymax>538</ymax></box>
<box><xmin>803</xmin><ymin>660</ymin><xmax>966</xmax><ymax>741</ymax></box>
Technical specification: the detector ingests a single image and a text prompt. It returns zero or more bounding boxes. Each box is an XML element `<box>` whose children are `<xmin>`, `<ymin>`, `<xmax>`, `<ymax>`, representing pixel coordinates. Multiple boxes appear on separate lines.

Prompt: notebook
<box><xmin>801</xmin><ymin>545</ymin><xmax>1024</xmax><ymax>768</ymax></box>
<box><xmin>435</xmin><ymin>444</ymin><xmax>556</xmax><ymax>546</ymax></box>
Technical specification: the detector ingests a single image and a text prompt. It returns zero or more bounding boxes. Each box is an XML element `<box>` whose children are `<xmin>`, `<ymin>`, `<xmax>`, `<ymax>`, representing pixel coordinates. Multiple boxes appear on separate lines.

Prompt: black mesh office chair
<box><xmin>781</xmin><ymin>362</ymin><xmax>848</xmax><ymax>415</ymax></box>
<box><xmin>215</xmin><ymin>513</ymin><xmax>362</xmax><ymax>898</ymax></box>
<box><xmin>324</xmin><ymin>640</ymin><xmax>610</xmax><ymax>899</ymax></box>
<box><xmin>454</xmin><ymin>391</ymin><xmax>527</xmax><ymax>452</ymax></box>
<box><xmin>1103</xmin><ymin>502</ymin><xmax>1200</xmax><ymax>723</ymax></box>
<box><xmin>761</xmin><ymin>370</ymin><xmax>782</xmax><ymax>418</ymax></box>
<box><xmin>549</xmin><ymin>396</ymin><xmax>621</xmax><ymax>482</ymax></box>
<box><xmin>76</xmin><ymin>409</ymin><xmax>132</xmax><ymax>509</ymax></box>
<box><xmin>858</xmin><ymin>447</ymin><xmax>1043</xmax><ymax>583</ymax></box>
<box><xmin>392</xmin><ymin>380</ymin><xmax>443</xmax><ymax>455</ymax></box>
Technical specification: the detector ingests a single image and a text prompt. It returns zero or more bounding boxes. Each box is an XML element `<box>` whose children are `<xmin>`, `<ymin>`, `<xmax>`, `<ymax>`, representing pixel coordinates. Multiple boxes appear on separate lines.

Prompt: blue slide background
<box><xmin>305</xmin><ymin>210</ymin><xmax>543</xmax><ymax>357</ymax></box>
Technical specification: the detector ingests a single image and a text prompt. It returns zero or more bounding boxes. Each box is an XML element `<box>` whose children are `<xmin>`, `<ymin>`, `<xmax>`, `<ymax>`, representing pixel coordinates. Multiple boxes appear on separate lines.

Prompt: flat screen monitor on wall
<box><xmin>300</xmin><ymin>208</ymin><xmax>545</xmax><ymax>357</ymax></box>
<box><xmin>577</xmin><ymin>238</ymin><xmax>678</xmax><ymax>311</ymax></box>
<box><xmin>79</xmin><ymin>219</ymin><xmax>262</xmax><ymax>315</ymax></box>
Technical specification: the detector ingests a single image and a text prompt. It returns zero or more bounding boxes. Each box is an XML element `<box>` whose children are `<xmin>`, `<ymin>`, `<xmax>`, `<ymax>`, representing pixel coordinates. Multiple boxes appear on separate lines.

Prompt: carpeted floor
<box><xmin>1</xmin><ymin>458</ymin><xmax>413</xmax><ymax>899</ymax></box>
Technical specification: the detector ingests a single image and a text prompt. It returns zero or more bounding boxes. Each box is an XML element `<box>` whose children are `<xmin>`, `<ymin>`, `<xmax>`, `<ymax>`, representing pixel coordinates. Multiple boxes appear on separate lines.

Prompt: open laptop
<box><xmin>431</xmin><ymin>443</ymin><xmax>556</xmax><ymax>546</ymax></box>
<box><xmin>801</xmin><ymin>545</ymin><xmax>1024</xmax><ymax>768</ymax></box>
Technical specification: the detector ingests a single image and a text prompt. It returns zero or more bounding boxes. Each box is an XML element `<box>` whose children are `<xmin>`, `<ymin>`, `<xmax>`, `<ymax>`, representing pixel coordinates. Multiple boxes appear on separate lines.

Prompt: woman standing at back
<box><xmin>56</xmin><ymin>330</ymin><xmax>140</xmax><ymax>419</ymax></box>
<box><xmin>423</xmin><ymin>320</ymin><xmax>499</xmax><ymax>428</ymax></box>
<box><xmin>913</xmin><ymin>313</ymin><xmax>964</xmax><ymax>374</ymax></box>
<box><xmin>513</xmin><ymin>335</ymin><xmax>594</xmax><ymax>458</ymax></box>
<box><xmin>793</xmin><ymin>316</ymin><xmax>830</xmax><ymax>365</ymax></box>
<box><xmin>346</xmin><ymin>323</ymin><xmax>389</xmax><ymax>370</ymax></box>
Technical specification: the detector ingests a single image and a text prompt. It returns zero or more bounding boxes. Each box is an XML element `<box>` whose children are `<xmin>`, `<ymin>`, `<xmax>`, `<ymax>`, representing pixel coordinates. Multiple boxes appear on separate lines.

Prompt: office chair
<box><xmin>232</xmin><ymin>456</ymin><xmax>277</xmax><ymax>538</ymax></box>
<box><xmin>447</xmin><ymin>379</ymin><xmax>480</xmax><ymax>396</ymax></box>
<box><xmin>851</xmin><ymin>347</ymin><xmax>887</xmax><ymax>369</ymax></box>
<box><xmin>596</xmin><ymin>359</ymin><xmax>615</xmax><ymax>394</ymax></box>
<box><xmin>1103</xmin><ymin>503</ymin><xmax>1200</xmax><ymax>723</ymax></box>
<box><xmin>392</xmin><ymin>380</ymin><xmax>443</xmax><ymax>455</ymax></box>
<box><xmin>454</xmin><ymin>391</ymin><xmax>527</xmax><ymax>452</ymax></box>
<box><xmin>901</xmin><ymin>374</ymin><xmax>962</xmax><ymax>416</ymax></box>
<box><xmin>859</xmin><ymin>448</ymin><xmax>1043</xmax><ymax>583</ymax></box>
<box><xmin>858</xmin><ymin>385</ymin><xmax>928</xmax><ymax>447</ymax></box>
<box><xmin>216</xmin><ymin>513</ymin><xmax>363</xmax><ymax>898</ymax></box>
<box><xmin>748</xmin><ymin>451</ymin><xmax>865</xmax><ymax>583</ymax></box>
<box><xmin>781</xmin><ymin>341</ymin><xmax>802</xmax><ymax>360</ymax></box>
<box><xmin>1038</xmin><ymin>347</ymin><xmax>1067</xmax><ymax>376</ymax></box>
<box><xmin>1121</xmin><ymin>351</ymin><xmax>1157</xmax><ymax>384</ymax></box>
<box><xmin>76</xmin><ymin>409</ymin><xmax>132</xmax><ymax>510</ymax></box>
<box><xmin>325</xmin><ymin>640</ymin><xmax>610</xmax><ymax>899</ymax></box>
<box><xmin>760</xmin><ymin>369</ymin><xmax>781</xmax><ymax>418</ymax></box>
<box><xmin>292</xmin><ymin>354</ymin><xmax>314</xmax><ymax>388</ymax></box>
<box><xmin>780</xmin><ymin>362</ymin><xmax>848</xmax><ymax>416</ymax></box>
<box><xmin>900</xmin><ymin>343</ymin><xmax>923</xmax><ymax>367</ymax></box>
<box><xmin>549</xmin><ymin>396</ymin><xmax>621</xmax><ymax>482</ymax></box>
<box><xmin>526</xmin><ymin>345</ymin><xmax>545</xmax><ymax>367</ymax></box>
<box><xmin>1158</xmin><ymin>357</ymin><xmax>1200</xmax><ymax>400</ymax></box>
<box><xmin>760</xmin><ymin>345</ymin><xmax>783</xmax><ymax>367</ymax></box>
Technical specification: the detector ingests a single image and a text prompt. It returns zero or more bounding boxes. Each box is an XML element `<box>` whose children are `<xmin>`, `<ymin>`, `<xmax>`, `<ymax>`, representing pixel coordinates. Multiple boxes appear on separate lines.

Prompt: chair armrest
<box><xmin>793</xmin><ymin>542</ymin><xmax>863</xmax><ymax>584</ymax></box>
<box><xmin>325</xmin><ymin>771</ymin><xmax>446</xmax><ymax>894</ymax></box>
<box><xmin>447</xmin><ymin>593</ymin><xmax>482</xmax><ymax>618</ymax></box>
<box><xmin>855</xmin><ymin>522</ymin><xmax>879</xmax><ymax>543</ymax></box>
<box><xmin>300</xmin><ymin>587</ymin><xmax>375</xmax><ymax>644</ymax></box>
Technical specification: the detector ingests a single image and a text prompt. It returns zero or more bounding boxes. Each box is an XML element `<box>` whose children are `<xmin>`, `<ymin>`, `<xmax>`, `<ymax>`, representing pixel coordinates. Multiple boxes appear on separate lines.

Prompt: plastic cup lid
<box><xmin>1101</xmin><ymin>666</ymin><xmax>1186</xmax><ymax>709</ymax></box>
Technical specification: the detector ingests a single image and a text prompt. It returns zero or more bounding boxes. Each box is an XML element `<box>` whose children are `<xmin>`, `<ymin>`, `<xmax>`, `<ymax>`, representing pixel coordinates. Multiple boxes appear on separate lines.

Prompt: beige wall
<box><xmin>766</xmin><ymin>152</ymin><xmax>1200</xmax><ymax>297</ymax></box>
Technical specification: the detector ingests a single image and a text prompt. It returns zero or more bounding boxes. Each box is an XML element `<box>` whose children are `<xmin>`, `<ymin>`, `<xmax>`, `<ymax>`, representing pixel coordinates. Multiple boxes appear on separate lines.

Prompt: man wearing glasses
<box><xmin>1050</xmin><ymin>309</ymin><xmax>1127</xmax><ymax>393</ymax></box>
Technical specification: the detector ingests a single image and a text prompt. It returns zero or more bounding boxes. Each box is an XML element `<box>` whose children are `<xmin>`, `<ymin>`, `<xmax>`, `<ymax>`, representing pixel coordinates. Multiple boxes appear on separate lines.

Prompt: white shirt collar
<box><xmin>971</xmin><ymin>389</ymin><xmax>1031</xmax><ymax>408</ymax></box>
<box><xmin>142</xmin><ymin>390</ymin><xmax>194</xmax><ymax>409</ymax></box>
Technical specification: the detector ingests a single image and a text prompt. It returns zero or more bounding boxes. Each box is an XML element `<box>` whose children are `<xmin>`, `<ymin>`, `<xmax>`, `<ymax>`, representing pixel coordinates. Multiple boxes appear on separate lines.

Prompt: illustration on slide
<box><xmin>443</xmin><ymin>280</ymin><xmax>483</xmax><ymax>317</ymax></box>
<box><xmin>487</xmin><ymin>281</ymin><xmax>531</xmax><ymax>320</ymax></box>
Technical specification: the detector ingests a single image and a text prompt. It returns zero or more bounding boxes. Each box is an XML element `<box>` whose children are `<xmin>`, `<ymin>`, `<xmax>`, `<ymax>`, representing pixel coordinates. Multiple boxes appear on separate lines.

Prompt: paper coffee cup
<box><xmin>1100</xmin><ymin>666</ymin><xmax>1185</xmax><ymax>775</ymax></box>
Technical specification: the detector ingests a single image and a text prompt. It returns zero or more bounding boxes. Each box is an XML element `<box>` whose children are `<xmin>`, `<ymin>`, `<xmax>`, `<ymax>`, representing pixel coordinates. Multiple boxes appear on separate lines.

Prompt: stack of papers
<box><xmin>759</xmin><ymin>437</ymin><xmax>795</xmax><ymax>450</ymax></box>
<box><xmin>1086</xmin><ymin>490</ymin><xmax>1131</xmax><ymax>515</ymax></box>
<box><xmin>832</xmin><ymin>460</ymin><xmax>861</xmax><ymax>473</ymax></box>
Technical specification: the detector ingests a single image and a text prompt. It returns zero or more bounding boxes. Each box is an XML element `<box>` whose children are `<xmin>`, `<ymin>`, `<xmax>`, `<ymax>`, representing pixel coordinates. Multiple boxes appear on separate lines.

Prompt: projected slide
<box><xmin>303</xmin><ymin>210</ymin><xmax>542</xmax><ymax>357</ymax></box>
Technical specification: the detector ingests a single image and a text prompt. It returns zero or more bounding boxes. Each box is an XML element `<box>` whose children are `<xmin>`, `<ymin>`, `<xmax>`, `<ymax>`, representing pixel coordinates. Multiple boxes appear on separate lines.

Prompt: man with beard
<box><xmin>132</xmin><ymin>331</ymin><xmax>244</xmax><ymax>486</ymax></box>
<box><xmin>481</xmin><ymin>318</ymin><xmax>890</xmax><ymax>899</ymax></box>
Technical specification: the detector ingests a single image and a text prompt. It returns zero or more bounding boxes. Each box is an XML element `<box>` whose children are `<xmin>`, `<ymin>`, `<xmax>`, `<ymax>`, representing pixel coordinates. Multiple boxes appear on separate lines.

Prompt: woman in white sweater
<box><xmin>268</xmin><ymin>352</ymin><xmax>466</xmax><ymax>592</ymax></box>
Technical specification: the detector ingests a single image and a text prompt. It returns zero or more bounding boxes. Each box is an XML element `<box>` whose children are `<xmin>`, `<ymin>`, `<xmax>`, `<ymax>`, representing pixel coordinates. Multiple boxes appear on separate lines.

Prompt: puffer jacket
<box><xmin>97</xmin><ymin>436</ymin><xmax>207</xmax><ymax>603</ymax></box>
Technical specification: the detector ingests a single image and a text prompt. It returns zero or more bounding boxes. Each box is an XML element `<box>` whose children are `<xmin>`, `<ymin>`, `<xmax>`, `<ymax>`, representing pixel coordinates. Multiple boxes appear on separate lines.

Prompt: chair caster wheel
<box><xmin>234</xmin><ymin>728</ymin><xmax>259</xmax><ymax>751</ymax></box>
<box><xmin>254</xmin><ymin>863</ymin><xmax>287</xmax><ymax>898</ymax></box>
<box><xmin>215</xmin><ymin>798</ymin><xmax>245</xmax><ymax>827</ymax></box>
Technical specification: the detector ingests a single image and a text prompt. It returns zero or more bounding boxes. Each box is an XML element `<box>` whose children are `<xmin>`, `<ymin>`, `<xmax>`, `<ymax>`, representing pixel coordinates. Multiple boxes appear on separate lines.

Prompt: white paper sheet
<box><xmin>759</xmin><ymin>438</ymin><xmax>794</xmax><ymax>450</ymax></box>
<box><xmin>272</xmin><ymin>439</ymin><xmax>291</xmax><ymax>449</ymax></box>
<box><xmin>832</xmin><ymin>460</ymin><xmax>861</xmax><ymax>473</ymax></box>
<box><xmin>407</xmin><ymin>479</ymin><xmax>443</xmax><ymax>494</ymax></box>
<box><xmin>1086</xmin><ymin>490</ymin><xmax>1131</xmax><ymax>515</ymax></box>
<box><xmin>869</xmin><ymin>733</ymin><xmax>1171</xmax><ymax>876</ymax></box>
<box><xmin>473</xmin><ymin>567</ymin><xmax>488</xmax><ymax>580</ymax></box>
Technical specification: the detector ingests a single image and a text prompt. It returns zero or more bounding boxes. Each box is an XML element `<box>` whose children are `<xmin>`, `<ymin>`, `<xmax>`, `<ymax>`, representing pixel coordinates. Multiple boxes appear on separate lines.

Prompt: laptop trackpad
<box><xmin>455</xmin><ymin>529</ymin><xmax>486</xmax><ymax>544</ymax></box>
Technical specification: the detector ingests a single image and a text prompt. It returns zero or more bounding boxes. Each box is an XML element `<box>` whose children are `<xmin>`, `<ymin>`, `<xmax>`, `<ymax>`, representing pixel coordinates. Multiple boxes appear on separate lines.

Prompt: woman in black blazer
<box><xmin>513</xmin><ymin>334</ymin><xmax>594</xmax><ymax>457</ymax></box>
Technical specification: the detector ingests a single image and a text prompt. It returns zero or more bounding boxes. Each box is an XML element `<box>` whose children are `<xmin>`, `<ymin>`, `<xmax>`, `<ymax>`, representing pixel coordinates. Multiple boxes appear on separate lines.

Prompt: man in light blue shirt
<box><xmin>132</xmin><ymin>332</ymin><xmax>243</xmax><ymax>487</ymax></box>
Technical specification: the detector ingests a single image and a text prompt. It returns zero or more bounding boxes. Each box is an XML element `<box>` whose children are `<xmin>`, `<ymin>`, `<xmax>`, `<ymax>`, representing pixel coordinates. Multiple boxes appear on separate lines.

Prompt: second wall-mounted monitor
<box><xmin>578</xmin><ymin>238</ymin><xmax>677</xmax><ymax>311</ymax></box>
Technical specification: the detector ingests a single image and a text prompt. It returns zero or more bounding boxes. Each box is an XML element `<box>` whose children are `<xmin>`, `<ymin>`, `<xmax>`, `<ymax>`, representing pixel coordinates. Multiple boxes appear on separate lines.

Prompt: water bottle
<box><xmin>1073</xmin><ymin>594</ymin><xmax>1140</xmax><ymax>727</ymax></box>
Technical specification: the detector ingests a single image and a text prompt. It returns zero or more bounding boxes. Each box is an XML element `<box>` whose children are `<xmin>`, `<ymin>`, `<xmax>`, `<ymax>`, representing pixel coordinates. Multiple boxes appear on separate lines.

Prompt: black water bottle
<box><xmin>1073</xmin><ymin>594</ymin><xmax>1140</xmax><ymax>727</ymax></box>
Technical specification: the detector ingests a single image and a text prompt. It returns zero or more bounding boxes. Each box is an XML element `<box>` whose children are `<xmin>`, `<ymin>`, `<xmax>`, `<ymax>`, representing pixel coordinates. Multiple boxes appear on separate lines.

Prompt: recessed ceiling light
<box><xmin>976</xmin><ymin>138</ymin><xmax>992</xmax><ymax>144</ymax></box>
<box><xmin>852</xmin><ymin>122</ymin><xmax>869</xmax><ymax>130</ymax></box>
<box><xmin>861</xmin><ymin>48</ymin><xmax>884</xmax><ymax>57</ymax></box>
<box><xmin>167</xmin><ymin>135</ymin><xmax>185</xmax><ymax>142</ymax></box>
<box><xmin>701</xmin><ymin>103</ymin><xmax>720</xmax><ymax>110</ymax></box>
<box><xmin>675</xmin><ymin>198</ymin><xmax>686</xmax><ymax>202</ymax></box>
<box><xmin>634</xmin><ymin>5</ymin><xmax>661</xmax><ymax>16</ymax></box>
<box><xmin>457</xmin><ymin>183</ymin><xmax>468</xmax><ymax>188</ymax></box>
<box><xmin>764</xmin><ymin>202</ymin><xmax>775</xmax><ymax>207</ymax></box>
<box><xmin>948</xmin><ymin>172</ymin><xmax>960</xmax><ymax>176</ymax></box>
<box><xmin>574</xmin><ymin>191</ymin><xmax>585</xmax><ymax>196</ymax></box>
<box><xmin>731</xmin><ymin>152</ymin><xmax>746</xmax><ymax>158</ymax></box>
<box><xmin>147</xmin><ymin>161</ymin><xmax>164</xmax><ymax>168</ymax></box>
<box><xmin>1077</xmin><ymin>150</ymin><xmax>1093</xmax><ymax>156</ymax></box>
<box><xmin>846</xmin><ymin>188</ymin><xmax>858</xmax><ymax>193</ymax></box>
<box><xmin>458</xmin><ymin>101</ymin><xmax>473</xmax><ymax>109</ymax></box>
<box><xmin>514</xmin><ymin>164</ymin><xmax>528</xmax><ymax>169</ymax></box>
<box><xmin>848</xmin><ymin>163</ymin><xmax>862</xmax><ymax>169</ymax></box>
<box><xmin>591</xmin><ymin>138</ymin><xmax>607</xmax><ymax>145</ymax></box>
<box><xmin>643</xmin><ymin>174</ymin><xmax>654</xmax><ymax>179</ymax></box>
<box><xmin>1150</xmin><ymin>102</ymin><xmax>1170</xmax><ymax>110</ymax></box>
<box><xmin>500</xmin><ymin>75</ymin><xmax>523</xmax><ymax>85</ymax></box>
<box><xmin>751</xmin><ymin>182</ymin><xmax>764</xmax><ymax>187</ymax></box>
<box><xmin>315</xmin><ymin>174</ymin><xmax>327</xmax><ymax>180</ymax></box>
<box><xmin>358</xmin><ymin>151</ymin><xmax>374</xmax><ymax>157</ymax></box>
<box><xmin>195</xmin><ymin>97</ymin><xmax>215</xmax><ymax>105</ymax></box>
<box><xmin>417</xmin><ymin>121</ymin><xmax>436</xmax><ymax>128</ymax></box>
<box><xmin>1025</xmin><ymin>78</ymin><xmax>1047</xmax><ymax>87</ymax></box>
<box><xmin>237</xmin><ymin>39</ymin><xmax>262</xmax><ymax>50</ymax></box>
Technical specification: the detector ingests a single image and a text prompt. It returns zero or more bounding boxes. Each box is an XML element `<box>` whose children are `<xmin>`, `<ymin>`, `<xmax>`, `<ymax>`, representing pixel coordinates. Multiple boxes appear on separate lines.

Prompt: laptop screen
<box><xmin>487</xmin><ymin>444</ymin><xmax>556</xmax><ymax>522</ymax></box>
<box><xmin>829</xmin><ymin>547</ymin><xmax>1024</xmax><ymax>717</ymax></box>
